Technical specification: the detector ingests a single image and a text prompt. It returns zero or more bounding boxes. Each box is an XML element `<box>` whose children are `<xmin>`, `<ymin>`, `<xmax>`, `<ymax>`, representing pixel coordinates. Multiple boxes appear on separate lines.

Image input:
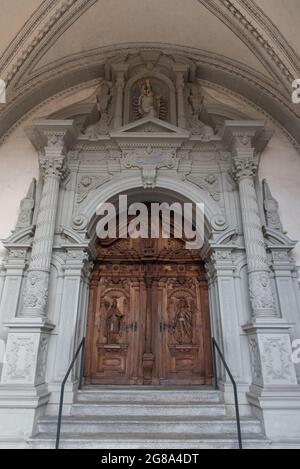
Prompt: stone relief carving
<box><xmin>249</xmin><ymin>337</ymin><xmax>262</xmax><ymax>383</ymax></box>
<box><xmin>249</xmin><ymin>272</ymin><xmax>275</xmax><ymax>315</ymax></box>
<box><xmin>261</xmin><ymin>336</ymin><xmax>297</xmax><ymax>384</ymax></box>
<box><xmin>83</xmin><ymin>81</ymin><xmax>113</xmax><ymax>138</ymax></box>
<box><xmin>263</xmin><ymin>179</ymin><xmax>284</xmax><ymax>232</ymax></box>
<box><xmin>121</xmin><ymin>147</ymin><xmax>179</xmax><ymax>189</ymax></box>
<box><xmin>76</xmin><ymin>174</ymin><xmax>111</xmax><ymax>203</ymax></box>
<box><xmin>3</xmin><ymin>336</ymin><xmax>35</xmax><ymax>383</ymax></box>
<box><xmin>186</xmin><ymin>173</ymin><xmax>221</xmax><ymax>202</ymax></box>
<box><xmin>23</xmin><ymin>271</ymin><xmax>49</xmax><ymax>312</ymax></box>
<box><xmin>36</xmin><ymin>336</ymin><xmax>48</xmax><ymax>382</ymax></box>
<box><xmin>15</xmin><ymin>178</ymin><xmax>36</xmax><ymax>231</ymax></box>
<box><xmin>72</xmin><ymin>214</ymin><xmax>88</xmax><ymax>231</ymax></box>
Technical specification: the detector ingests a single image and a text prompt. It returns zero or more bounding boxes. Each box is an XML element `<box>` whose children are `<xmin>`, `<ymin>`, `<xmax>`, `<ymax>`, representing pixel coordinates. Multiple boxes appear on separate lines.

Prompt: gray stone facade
<box><xmin>0</xmin><ymin>54</ymin><xmax>300</xmax><ymax>446</ymax></box>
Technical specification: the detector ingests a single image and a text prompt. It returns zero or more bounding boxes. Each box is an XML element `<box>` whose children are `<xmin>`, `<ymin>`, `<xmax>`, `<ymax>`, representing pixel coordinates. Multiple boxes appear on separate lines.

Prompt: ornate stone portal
<box><xmin>0</xmin><ymin>53</ymin><xmax>299</xmax><ymax>444</ymax></box>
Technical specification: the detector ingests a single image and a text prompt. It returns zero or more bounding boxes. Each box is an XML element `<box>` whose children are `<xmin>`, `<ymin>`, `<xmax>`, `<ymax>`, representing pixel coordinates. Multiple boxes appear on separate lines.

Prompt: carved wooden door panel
<box><xmin>153</xmin><ymin>270</ymin><xmax>212</xmax><ymax>385</ymax></box>
<box><xmin>85</xmin><ymin>265</ymin><xmax>147</xmax><ymax>385</ymax></box>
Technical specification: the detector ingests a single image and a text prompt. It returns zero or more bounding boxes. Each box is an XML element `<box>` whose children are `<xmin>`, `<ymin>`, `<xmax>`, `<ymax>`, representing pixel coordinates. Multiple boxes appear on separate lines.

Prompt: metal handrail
<box><xmin>55</xmin><ymin>337</ymin><xmax>85</xmax><ymax>450</ymax></box>
<box><xmin>211</xmin><ymin>337</ymin><xmax>243</xmax><ymax>450</ymax></box>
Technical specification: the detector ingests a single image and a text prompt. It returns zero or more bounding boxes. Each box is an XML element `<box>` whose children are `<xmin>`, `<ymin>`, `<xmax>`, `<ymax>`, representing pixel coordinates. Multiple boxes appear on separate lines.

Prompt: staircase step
<box><xmin>30</xmin><ymin>432</ymin><xmax>270</xmax><ymax>449</ymax></box>
<box><xmin>38</xmin><ymin>415</ymin><xmax>262</xmax><ymax>435</ymax></box>
<box><xmin>76</xmin><ymin>387</ymin><xmax>221</xmax><ymax>404</ymax></box>
<box><xmin>71</xmin><ymin>402</ymin><xmax>226</xmax><ymax>418</ymax></box>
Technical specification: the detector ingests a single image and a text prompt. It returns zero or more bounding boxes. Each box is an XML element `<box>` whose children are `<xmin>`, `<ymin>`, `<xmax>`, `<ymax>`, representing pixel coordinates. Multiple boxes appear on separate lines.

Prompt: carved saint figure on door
<box><xmin>105</xmin><ymin>298</ymin><xmax>124</xmax><ymax>344</ymax></box>
<box><xmin>173</xmin><ymin>298</ymin><xmax>193</xmax><ymax>345</ymax></box>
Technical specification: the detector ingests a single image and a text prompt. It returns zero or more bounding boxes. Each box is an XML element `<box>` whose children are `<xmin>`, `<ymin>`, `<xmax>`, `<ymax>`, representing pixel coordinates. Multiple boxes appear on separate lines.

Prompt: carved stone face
<box><xmin>81</xmin><ymin>176</ymin><xmax>92</xmax><ymax>187</ymax></box>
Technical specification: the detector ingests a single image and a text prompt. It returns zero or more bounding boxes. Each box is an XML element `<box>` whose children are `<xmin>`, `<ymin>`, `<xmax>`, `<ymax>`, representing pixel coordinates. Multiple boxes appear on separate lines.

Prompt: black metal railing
<box><xmin>211</xmin><ymin>337</ymin><xmax>243</xmax><ymax>450</ymax></box>
<box><xmin>55</xmin><ymin>337</ymin><xmax>85</xmax><ymax>450</ymax></box>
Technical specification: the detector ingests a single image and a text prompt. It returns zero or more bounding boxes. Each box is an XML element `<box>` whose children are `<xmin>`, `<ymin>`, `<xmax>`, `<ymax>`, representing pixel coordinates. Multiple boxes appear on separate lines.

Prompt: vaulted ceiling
<box><xmin>0</xmin><ymin>0</ymin><xmax>300</xmax><ymax>147</ymax></box>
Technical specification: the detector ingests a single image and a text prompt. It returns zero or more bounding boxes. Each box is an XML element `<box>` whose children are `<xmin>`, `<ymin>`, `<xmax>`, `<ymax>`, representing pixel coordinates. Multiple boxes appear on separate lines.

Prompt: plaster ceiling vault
<box><xmin>0</xmin><ymin>0</ymin><xmax>300</xmax><ymax>148</ymax></box>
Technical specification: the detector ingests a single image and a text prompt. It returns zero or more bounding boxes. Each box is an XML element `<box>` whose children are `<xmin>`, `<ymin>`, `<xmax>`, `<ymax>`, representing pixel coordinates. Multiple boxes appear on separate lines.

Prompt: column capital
<box><xmin>222</xmin><ymin>120</ymin><xmax>273</xmax><ymax>157</ymax></box>
<box><xmin>26</xmin><ymin>120</ymin><xmax>78</xmax><ymax>180</ymax></box>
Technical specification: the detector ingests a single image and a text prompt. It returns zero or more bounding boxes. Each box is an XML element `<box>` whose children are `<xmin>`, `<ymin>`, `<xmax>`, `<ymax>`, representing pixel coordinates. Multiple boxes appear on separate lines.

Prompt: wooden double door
<box><xmin>84</xmin><ymin>237</ymin><xmax>212</xmax><ymax>386</ymax></box>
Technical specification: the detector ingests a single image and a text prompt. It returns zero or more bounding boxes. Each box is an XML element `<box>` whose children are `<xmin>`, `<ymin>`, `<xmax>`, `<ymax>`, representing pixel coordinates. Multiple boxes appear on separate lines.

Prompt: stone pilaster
<box><xmin>112</xmin><ymin>64</ymin><xmax>128</xmax><ymax>129</ymax></box>
<box><xmin>0</xmin><ymin>121</ymin><xmax>77</xmax><ymax>440</ymax></box>
<box><xmin>223</xmin><ymin>121</ymin><xmax>300</xmax><ymax>440</ymax></box>
<box><xmin>173</xmin><ymin>65</ymin><xmax>188</xmax><ymax>129</ymax></box>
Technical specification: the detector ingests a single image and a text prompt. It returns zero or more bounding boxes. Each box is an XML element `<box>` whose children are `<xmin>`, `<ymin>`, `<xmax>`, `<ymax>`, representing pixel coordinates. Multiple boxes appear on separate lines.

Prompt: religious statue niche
<box><xmin>185</xmin><ymin>80</ymin><xmax>216</xmax><ymax>137</ymax></box>
<box><xmin>132</xmin><ymin>78</ymin><xmax>169</xmax><ymax>122</ymax></box>
<box><xmin>84</xmin><ymin>81</ymin><xmax>113</xmax><ymax>138</ymax></box>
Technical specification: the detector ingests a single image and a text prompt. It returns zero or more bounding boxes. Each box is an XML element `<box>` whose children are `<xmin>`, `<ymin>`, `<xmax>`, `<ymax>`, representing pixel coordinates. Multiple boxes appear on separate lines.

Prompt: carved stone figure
<box><xmin>105</xmin><ymin>298</ymin><xmax>124</xmax><ymax>344</ymax></box>
<box><xmin>263</xmin><ymin>179</ymin><xmax>284</xmax><ymax>232</ymax></box>
<box><xmin>84</xmin><ymin>81</ymin><xmax>112</xmax><ymax>138</ymax></box>
<box><xmin>15</xmin><ymin>179</ymin><xmax>36</xmax><ymax>230</ymax></box>
<box><xmin>186</xmin><ymin>81</ymin><xmax>216</xmax><ymax>138</ymax></box>
<box><xmin>138</xmin><ymin>80</ymin><xmax>160</xmax><ymax>118</ymax></box>
<box><xmin>173</xmin><ymin>298</ymin><xmax>193</xmax><ymax>345</ymax></box>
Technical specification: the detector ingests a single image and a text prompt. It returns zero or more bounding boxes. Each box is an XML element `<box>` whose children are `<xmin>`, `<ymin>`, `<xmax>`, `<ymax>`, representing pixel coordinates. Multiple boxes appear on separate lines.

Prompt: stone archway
<box><xmin>81</xmin><ymin>182</ymin><xmax>226</xmax><ymax>387</ymax></box>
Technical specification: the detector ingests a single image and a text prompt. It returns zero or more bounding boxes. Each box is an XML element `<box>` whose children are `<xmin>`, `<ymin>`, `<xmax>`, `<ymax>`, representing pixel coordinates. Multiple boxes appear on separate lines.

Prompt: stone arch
<box><xmin>80</xmin><ymin>174</ymin><xmax>227</xmax><ymax>247</ymax></box>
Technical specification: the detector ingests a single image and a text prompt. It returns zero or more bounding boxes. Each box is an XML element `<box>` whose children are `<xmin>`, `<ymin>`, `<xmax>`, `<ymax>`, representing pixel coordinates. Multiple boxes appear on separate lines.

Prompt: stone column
<box><xmin>173</xmin><ymin>65</ymin><xmax>188</xmax><ymax>129</ymax></box>
<box><xmin>0</xmin><ymin>121</ymin><xmax>77</xmax><ymax>440</ymax></box>
<box><xmin>112</xmin><ymin>64</ymin><xmax>128</xmax><ymax>129</ymax></box>
<box><xmin>223</xmin><ymin>122</ymin><xmax>300</xmax><ymax>440</ymax></box>
<box><xmin>22</xmin><ymin>138</ymin><xmax>69</xmax><ymax>318</ymax></box>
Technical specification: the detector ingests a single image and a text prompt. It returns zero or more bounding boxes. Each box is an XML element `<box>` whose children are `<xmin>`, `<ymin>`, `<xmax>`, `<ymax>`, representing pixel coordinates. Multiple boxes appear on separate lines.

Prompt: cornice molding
<box><xmin>3</xmin><ymin>0</ymin><xmax>97</xmax><ymax>86</ymax></box>
<box><xmin>0</xmin><ymin>0</ymin><xmax>56</xmax><ymax>72</ymax></box>
<box><xmin>197</xmin><ymin>0</ymin><xmax>300</xmax><ymax>89</ymax></box>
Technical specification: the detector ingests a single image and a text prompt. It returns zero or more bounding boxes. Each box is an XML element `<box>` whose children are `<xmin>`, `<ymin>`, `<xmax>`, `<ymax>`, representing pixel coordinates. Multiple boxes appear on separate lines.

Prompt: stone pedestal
<box><xmin>0</xmin><ymin>318</ymin><xmax>54</xmax><ymax>440</ymax></box>
<box><xmin>244</xmin><ymin>320</ymin><xmax>300</xmax><ymax>439</ymax></box>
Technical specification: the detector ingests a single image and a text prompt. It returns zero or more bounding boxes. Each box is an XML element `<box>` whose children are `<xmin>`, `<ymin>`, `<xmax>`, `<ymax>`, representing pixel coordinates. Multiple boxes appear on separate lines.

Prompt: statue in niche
<box><xmin>105</xmin><ymin>298</ymin><xmax>124</xmax><ymax>344</ymax></box>
<box><xmin>84</xmin><ymin>81</ymin><xmax>113</xmax><ymax>138</ymax></box>
<box><xmin>133</xmin><ymin>79</ymin><xmax>168</xmax><ymax>121</ymax></box>
<box><xmin>15</xmin><ymin>178</ymin><xmax>36</xmax><ymax>231</ymax></box>
<box><xmin>262</xmin><ymin>179</ymin><xmax>284</xmax><ymax>232</ymax></box>
<box><xmin>172</xmin><ymin>298</ymin><xmax>193</xmax><ymax>345</ymax></box>
<box><xmin>186</xmin><ymin>81</ymin><xmax>216</xmax><ymax>138</ymax></box>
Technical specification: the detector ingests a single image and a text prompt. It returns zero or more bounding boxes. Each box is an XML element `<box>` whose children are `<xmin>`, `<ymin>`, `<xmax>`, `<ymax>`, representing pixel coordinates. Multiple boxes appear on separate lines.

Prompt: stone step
<box><xmin>71</xmin><ymin>402</ymin><xmax>226</xmax><ymax>418</ymax></box>
<box><xmin>30</xmin><ymin>432</ymin><xmax>270</xmax><ymax>450</ymax></box>
<box><xmin>76</xmin><ymin>387</ymin><xmax>222</xmax><ymax>404</ymax></box>
<box><xmin>38</xmin><ymin>415</ymin><xmax>262</xmax><ymax>435</ymax></box>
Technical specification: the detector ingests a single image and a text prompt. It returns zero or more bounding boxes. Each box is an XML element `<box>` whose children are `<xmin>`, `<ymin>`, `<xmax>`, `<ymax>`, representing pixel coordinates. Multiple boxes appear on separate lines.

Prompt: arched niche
<box><xmin>124</xmin><ymin>71</ymin><xmax>177</xmax><ymax>126</ymax></box>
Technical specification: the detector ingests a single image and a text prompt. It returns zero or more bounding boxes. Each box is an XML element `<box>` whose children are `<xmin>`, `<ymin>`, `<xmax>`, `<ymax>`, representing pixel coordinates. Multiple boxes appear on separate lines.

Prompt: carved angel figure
<box><xmin>84</xmin><ymin>81</ymin><xmax>112</xmax><ymax>138</ymax></box>
<box><xmin>173</xmin><ymin>298</ymin><xmax>193</xmax><ymax>345</ymax></box>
